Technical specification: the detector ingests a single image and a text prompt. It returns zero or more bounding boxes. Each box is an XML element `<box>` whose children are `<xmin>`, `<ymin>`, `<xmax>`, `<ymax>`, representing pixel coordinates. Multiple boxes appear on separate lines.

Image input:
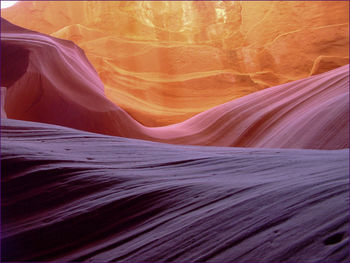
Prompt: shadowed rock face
<box><xmin>1</xmin><ymin>42</ymin><xmax>30</xmax><ymax>87</ymax></box>
<box><xmin>2</xmin><ymin>1</ymin><xmax>349</xmax><ymax>125</ymax></box>
<box><xmin>1</xmin><ymin>118</ymin><xmax>349</xmax><ymax>262</ymax></box>
<box><xmin>1</xmin><ymin>18</ymin><xmax>349</xmax><ymax>150</ymax></box>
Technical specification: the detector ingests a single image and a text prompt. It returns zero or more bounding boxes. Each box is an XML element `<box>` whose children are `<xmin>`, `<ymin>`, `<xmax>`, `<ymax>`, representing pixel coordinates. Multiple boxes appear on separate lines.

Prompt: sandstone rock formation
<box><xmin>1</xmin><ymin>18</ymin><xmax>348</xmax><ymax>149</ymax></box>
<box><xmin>1</xmin><ymin>5</ymin><xmax>349</xmax><ymax>262</ymax></box>
<box><xmin>2</xmin><ymin>117</ymin><xmax>349</xmax><ymax>262</ymax></box>
<box><xmin>2</xmin><ymin>1</ymin><xmax>348</xmax><ymax>126</ymax></box>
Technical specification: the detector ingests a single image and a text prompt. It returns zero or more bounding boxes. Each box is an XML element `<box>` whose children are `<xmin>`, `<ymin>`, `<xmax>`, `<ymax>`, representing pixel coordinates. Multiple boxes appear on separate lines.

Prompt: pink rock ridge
<box><xmin>1</xmin><ymin>18</ymin><xmax>349</xmax><ymax>150</ymax></box>
<box><xmin>2</xmin><ymin>1</ymin><xmax>349</xmax><ymax>126</ymax></box>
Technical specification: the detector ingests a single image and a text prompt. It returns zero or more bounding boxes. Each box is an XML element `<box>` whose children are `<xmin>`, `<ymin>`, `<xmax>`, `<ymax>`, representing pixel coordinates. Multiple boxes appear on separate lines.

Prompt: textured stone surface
<box><xmin>2</xmin><ymin>1</ymin><xmax>349</xmax><ymax>126</ymax></box>
<box><xmin>2</xmin><ymin>118</ymin><xmax>349</xmax><ymax>262</ymax></box>
<box><xmin>2</xmin><ymin>18</ymin><xmax>348</xmax><ymax>149</ymax></box>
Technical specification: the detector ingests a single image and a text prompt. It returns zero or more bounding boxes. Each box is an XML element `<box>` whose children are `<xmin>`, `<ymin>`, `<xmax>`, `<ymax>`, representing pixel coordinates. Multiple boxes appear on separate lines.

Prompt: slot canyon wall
<box><xmin>1</xmin><ymin>1</ymin><xmax>349</xmax><ymax>126</ymax></box>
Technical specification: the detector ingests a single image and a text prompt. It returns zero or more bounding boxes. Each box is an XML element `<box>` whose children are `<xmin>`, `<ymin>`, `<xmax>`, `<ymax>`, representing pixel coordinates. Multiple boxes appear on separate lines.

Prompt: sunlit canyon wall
<box><xmin>2</xmin><ymin>1</ymin><xmax>349</xmax><ymax>126</ymax></box>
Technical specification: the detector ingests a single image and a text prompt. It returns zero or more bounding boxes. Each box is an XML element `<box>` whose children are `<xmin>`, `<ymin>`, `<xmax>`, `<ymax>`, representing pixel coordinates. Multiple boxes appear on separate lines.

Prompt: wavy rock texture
<box><xmin>1</xmin><ymin>18</ymin><xmax>144</xmax><ymax>139</ymax></box>
<box><xmin>1</xmin><ymin>5</ymin><xmax>349</xmax><ymax>262</ymax></box>
<box><xmin>2</xmin><ymin>1</ymin><xmax>349</xmax><ymax>125</ymax></box>
<box><xmin>1</xmin><ymin>118</ymin><xmax>349</xmax><ymax>262</ymax></box>
<box><xmin>1</xmin><ymin>18</ymin><xmax>349</xmax><ymax>150</ymax></box>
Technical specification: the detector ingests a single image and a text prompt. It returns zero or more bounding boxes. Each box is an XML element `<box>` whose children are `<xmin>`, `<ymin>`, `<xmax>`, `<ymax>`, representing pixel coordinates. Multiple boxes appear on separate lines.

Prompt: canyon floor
<box><xmin>1</xmin><ymin>118</ymin><xmax>349</xmax><ymax>262</ymax></box>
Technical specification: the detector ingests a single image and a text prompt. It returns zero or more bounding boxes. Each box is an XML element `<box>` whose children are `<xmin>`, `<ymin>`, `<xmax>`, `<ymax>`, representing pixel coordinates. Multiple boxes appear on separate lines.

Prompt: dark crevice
<box><xmin>324</xmin><ymin>232</ymin><xmax>346</xmax><ymax>245</ymax></box>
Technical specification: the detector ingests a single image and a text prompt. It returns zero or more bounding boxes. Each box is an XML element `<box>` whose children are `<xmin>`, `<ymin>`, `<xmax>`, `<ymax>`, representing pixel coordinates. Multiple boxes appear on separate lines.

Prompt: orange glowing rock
<box><xmin>1</xmin><ymin>18</ymin><xmax>349</xmax><ymax>149</ymax></box>
<box><xmin>2</xmin><ymin>1</ymin><xmax>349</xmax><ymax>126</ymax></box>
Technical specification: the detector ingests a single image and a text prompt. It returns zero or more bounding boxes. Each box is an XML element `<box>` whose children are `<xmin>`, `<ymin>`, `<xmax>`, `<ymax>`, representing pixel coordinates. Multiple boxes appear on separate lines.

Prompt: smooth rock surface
<box><xmin>2</xmin><ymin>1</ymin><xmax>349</xmax><ymax>125</ymax></box>
<box><xmin>2</xmin><ymin>17</ymin><xmax>349</xmax><ymax>150</ymax></box>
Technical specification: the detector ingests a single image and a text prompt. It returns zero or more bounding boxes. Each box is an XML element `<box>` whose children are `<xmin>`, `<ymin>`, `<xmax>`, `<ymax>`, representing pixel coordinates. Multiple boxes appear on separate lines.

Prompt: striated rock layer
<box><xmin>1</xmin><ymin>18</ymin><xmax>349</xmax><ymax>150</ymax></box>
<box><xmin>2</xmin><ymin>1</ymin><xmax>349</xmax><ymax>125</ymax></box>
<box><xmin>1</xmin><ymin>118</ymin><xmax>349</xmax><ymax>262</ymax></box>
